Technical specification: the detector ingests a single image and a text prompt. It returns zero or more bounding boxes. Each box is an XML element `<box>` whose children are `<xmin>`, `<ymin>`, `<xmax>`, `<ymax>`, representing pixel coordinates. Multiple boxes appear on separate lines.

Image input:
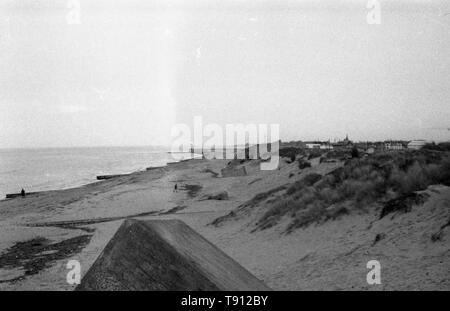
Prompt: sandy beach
<box><xmin>0</xmin><ymin>157</ymin><xmax>449</xmax><ymax>290</ymax></box>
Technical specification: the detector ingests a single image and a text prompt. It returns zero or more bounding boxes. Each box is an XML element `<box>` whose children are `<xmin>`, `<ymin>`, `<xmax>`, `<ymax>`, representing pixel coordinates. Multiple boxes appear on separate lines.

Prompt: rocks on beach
<box><xmin>201</xmin><ymin>191</ymin><xmax>229</xmax><ymax>201</ymax></box>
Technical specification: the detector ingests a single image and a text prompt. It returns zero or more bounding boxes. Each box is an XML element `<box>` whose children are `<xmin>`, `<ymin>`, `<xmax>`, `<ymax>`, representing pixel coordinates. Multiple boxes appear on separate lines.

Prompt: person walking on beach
<box><xmin>174</xmin><ymin>184</ymin><xmax>178</xmax><ymax>192</ymax></box>
<box><xmin>20</xmin><ymin>188</ymin><xmax>26</xmax><ymax>197</ymax></box>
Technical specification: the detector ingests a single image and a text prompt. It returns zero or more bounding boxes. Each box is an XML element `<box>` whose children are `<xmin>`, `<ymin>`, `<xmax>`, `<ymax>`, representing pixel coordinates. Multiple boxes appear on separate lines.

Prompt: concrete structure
<box><xmin>221</xmin><ymin>166</ymin><xmax>247</xmax><ymax>178</ymax></box>
<box><xmin>76</xmin><ymin>219</ymin><xmax>270</xmax><ymax>291</ymax></box>
<box><xmin>408</xmin><ymin>140</ymin><xmax>428</xmax><ymax>150</ymax></box>
<box><xmin>5</xmin><ymin>191</ymin><xmax>39</xmax><ymax>199</ymax></box>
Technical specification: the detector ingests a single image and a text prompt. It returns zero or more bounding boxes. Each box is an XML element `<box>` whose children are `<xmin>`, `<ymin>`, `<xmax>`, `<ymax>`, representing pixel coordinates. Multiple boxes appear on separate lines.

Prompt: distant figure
<box><xmin>174</xmin><ymin>184</ymin><xmax>178</xmax><ymax>192</ymax></box>
<box><xmin>20</xmin><ymin>188</ymin><xmax>26</xmax><ymax>197</ymax></box>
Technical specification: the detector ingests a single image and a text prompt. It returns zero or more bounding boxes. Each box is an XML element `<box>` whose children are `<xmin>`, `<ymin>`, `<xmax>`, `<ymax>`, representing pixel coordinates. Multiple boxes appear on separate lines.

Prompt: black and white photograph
<box><xmin>0</xmin><ymin>0</ymin><xmax>449</xmax><ymax>295</ymax></box>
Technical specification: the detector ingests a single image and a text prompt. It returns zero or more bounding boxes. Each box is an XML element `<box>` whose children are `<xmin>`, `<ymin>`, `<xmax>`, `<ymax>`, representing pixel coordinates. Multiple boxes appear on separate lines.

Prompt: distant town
<box><xmin>188</xmin><ymin>135</ymin><xmax>450</xmax><ymax>162</ymax></box>
<box><xmin>282</xmin><ymin>135</ymin><xmax>437</xmax><ymax>152</ymax></box>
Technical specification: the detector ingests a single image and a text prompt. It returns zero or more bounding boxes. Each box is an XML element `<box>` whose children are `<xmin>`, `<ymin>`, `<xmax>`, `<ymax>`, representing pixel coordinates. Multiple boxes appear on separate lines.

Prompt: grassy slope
<box><xmin>213</xmin><ymin>149</ymin><xmax>450</xmax><ymax>234</ymax></box>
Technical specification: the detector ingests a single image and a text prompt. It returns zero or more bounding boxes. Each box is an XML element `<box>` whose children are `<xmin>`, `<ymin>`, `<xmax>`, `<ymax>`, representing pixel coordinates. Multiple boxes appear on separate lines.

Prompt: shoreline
<box><xmin>1</xmin><ymin>153</ymin><xmax>201</xmax><ymax>201</ymax></box>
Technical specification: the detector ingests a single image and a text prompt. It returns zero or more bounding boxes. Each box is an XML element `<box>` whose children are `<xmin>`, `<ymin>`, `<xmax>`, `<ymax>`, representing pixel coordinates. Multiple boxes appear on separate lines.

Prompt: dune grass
<box><xmin>256</xmin><ymin>150</ymin><xmax>450</xmax><ymax>233</ymax></box>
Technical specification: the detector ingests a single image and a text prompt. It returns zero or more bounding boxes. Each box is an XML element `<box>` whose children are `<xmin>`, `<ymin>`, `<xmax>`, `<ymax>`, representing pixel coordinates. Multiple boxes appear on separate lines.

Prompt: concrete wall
<box><xmin>221</xmin><ymin>166</ymin><xmax>247</xmax><ymax>178</ymax></box>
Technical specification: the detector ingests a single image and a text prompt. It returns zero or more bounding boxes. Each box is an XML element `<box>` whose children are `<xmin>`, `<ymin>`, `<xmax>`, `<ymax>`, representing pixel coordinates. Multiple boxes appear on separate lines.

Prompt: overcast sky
<box><xmin>1</xmin><ymin>0</ymin><xmax>449</xmax><ymax>148</ymax></box>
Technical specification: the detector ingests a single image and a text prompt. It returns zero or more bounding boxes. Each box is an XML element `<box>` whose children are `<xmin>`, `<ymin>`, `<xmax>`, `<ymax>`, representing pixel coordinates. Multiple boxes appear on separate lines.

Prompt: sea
<box><xmin>0</xmin><ymin>146</ymin><xmax>192</xmax><ymax>199</ymax></box>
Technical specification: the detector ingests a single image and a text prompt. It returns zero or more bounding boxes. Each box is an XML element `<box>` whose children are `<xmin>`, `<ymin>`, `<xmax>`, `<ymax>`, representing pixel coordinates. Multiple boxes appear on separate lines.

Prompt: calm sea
<box><xmin>0</xmin><ymin>146</ymin><xmax>186</xmax><ymax>198</ymax></box>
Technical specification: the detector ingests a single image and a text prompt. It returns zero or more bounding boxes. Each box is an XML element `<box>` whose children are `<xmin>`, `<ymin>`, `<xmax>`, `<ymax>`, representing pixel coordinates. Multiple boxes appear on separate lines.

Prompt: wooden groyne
<box><xmin>5</xmin><ymin>191</ymin><xmax>39</xmax><ymax>199</ymax></box>
<box><xmin>96</xmin><ymin>174</ymin><xmax>130</xmax><ymax>180</ymax></box>
<box><xmin>146</xmin><ymin>166</ymin><xmax>165</xmax><ymax>171</ymax></box>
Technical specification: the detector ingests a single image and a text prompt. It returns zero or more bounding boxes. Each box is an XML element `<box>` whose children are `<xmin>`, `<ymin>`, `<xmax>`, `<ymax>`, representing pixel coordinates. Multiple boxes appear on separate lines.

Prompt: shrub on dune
<box><xmin>286</xmin><ymin>173</ymin><xmax>321</xmax><ymax>195</ymax></box>
<box><xmin>286</xmin><ymin>201</ymin><xmax>327</xmax><ymax>232</ymax></box>
<box><xmin>297</xmin><ymin>158</ymin><xmax>312</xmax><ymax>169</ymax></box>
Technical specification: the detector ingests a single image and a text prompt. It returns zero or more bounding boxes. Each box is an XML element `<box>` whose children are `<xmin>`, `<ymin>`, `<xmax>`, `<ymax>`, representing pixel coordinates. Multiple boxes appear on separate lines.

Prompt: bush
<box><xmin>279</xmin><ymin>147</ymin><xmax>304</xmax><ymax>162</ymax></box>
<box><xmin>286</xmin><ymin>201</ymin><xmax>326</xmax><ymax>232</ymax></box>
<box><xmin>318</xmin><ymin>187</ymin><xmax>341</xmax><ymax>204</ymax></box>
<box><xmin>326</xmin><ymin>149</ymin><xmax>351</xmax><ymax>161</ymax></box>
<box><xmin>303</xmin><ymin>173</ymin><xmax>323</xmax><ymax>186</ymax></box>
<box><xmin>423</xmin><ymin>142</ymin><xmax>450</xmax><ymax>152</ymax></box>
<box><xmin>257</xmin><ymin>198</ymin><xmax>298</xmax><ymax>230</ymax></box>
<box><xmin>307</xmin><ymin>149</ymin><xmax>325</xmax><ymax>160</ymax></box>
<box><xmin>379</xmin><ymin>192</ymin><xmax>429</xmax><ymax>219</ymax></box>
<box><xmin>436</xmin><ymin>156</ymin><xmax>450</xmax><ymax>186</ymax></box>
<box><xmin>298</xmin><ymin>158</ymin><xmax>311</xmax><ymax>169</ymax></box>
<box><xmin>351</xmin><ymin>146</ymin><xmax>360</xmax><ymax>158</ymax></box>
<box><xmin>325</xmin><ymin>205</ymin><xmax>349</xmax><ymax>221</ymax></box>
<box><xmin>286</xmin><ymin>173</ymin><xmax>322</xmax><ymax>195</ymax></box>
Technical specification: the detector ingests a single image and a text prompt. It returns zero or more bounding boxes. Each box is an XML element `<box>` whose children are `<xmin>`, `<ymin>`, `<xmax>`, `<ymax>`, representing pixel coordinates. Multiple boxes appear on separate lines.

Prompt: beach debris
<box><xmin>379</xmin><ymin>192</ymin><xmax>429</xmax><ymax>219</ymax></box>
<box><xmin>76</xmin><ymin>219</ymin><xmax>271</xmax><ymax>291</ymax></box>
<box><xmin>201</xmin><ymin>191</ymin><xmax>229</xmax><ymax>201</ymax></box>
<box><xmin>431</xmin><ymin>215</ymin><xmax>450</xmax><ymax>242</ymax></box>
<box><xmin>159</xmin><ymin>205</ymin><xmax>187</xmax><ymax>215</ymax></box>
<box><xmin>180</xmin><ymin>184</ymin><xmax>202</xmax><ymax>198</ymax></box>
<box><xmin>0</xmin><ymin>235</ymin><xmax>92</xmax><ymax>284</ymax></box>
<box><xmin>227</xmin><ymin>159</ymin><xmax>248</xmax><ymax>167</ymax></box>
<box><xmin>24</xmin><ymin>210</ymin><xmax>162</xmax><ymax>229</ymax></box>
<box><xmin>248</xmin><ymin>178</ymin><xmax>262</xmax><ymax>185</ymax></box>
<box><xmin>372</xmin><ymin>233</ymin><xmax>387</xmax><ymax>246</ymax></box>
<box><xmin>202</xmin><ymin>168</ymin><xmax>219</xmax><ymax>177</ymax></box>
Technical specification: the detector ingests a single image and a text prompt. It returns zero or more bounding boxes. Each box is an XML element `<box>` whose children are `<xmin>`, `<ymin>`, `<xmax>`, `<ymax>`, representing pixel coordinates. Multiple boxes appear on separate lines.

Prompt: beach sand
<box><xmin>0</xmin><ymin>158</ymin><xmax>449</xmax><ymax>290</ymax></box>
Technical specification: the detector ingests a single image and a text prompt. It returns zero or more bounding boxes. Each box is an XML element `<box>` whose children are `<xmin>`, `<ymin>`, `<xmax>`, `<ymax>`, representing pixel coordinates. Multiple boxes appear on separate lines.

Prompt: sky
<box><xmin>0</xmin><ymin>0</ymin><xmax>449</xmax><ymax>148</ymax></box>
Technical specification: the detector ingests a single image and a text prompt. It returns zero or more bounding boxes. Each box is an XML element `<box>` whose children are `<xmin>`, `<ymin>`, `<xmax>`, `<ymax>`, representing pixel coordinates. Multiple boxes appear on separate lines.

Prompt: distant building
<box><xmin>366</xmin><ymin>147</ymin><xmax>375</xmax><ymax>154</ymax></box>
<box><xmin>343</xmin><ymin>134</ymin><xmax>351</xmax><ymax>144</ymax></box>
<box><xmin>320</xmin><ymin>143</ymin><xmax>333</xmax><ymax>150</ymax></box>
<box><xmin>280</xmin><ymin>141</ymin><xmax>306</xmax><ymax>149</ymax></box>
<box><xmin>304</xmin><ymin>141</ymin><xmax>333</xmax><ymax>150</ymax></box>
<box><xmin>306</xmin><ymin>143</ymin><xmax>321</xmax><ymax>149</ymax></box>
<box><xmin>408</xmin><ymin>140</ymin><xmax>428</xmax><ymax>150</ymax></box>
<box><xmin>332</xmin><ymin>135</ymin><xmax>353</xmax><ymax>148</ymax></box>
